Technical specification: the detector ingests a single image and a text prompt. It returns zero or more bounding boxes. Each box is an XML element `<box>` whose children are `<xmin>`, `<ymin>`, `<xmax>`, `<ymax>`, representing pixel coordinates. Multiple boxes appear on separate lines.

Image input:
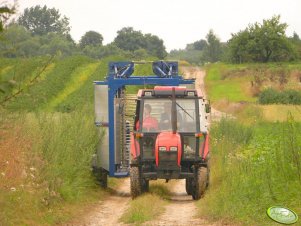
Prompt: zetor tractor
<box><xmin>130</xmin><ymin>86</ymin><xmax>210</xmax><ymax>200</ymax></box>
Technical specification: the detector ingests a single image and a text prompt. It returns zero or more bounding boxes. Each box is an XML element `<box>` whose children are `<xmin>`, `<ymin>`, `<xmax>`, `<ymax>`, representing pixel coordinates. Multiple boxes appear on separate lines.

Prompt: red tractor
<box><xmin>130</xmin><ymin>86</ymin><xmax>210</xmax><ymax>200</ymax></box>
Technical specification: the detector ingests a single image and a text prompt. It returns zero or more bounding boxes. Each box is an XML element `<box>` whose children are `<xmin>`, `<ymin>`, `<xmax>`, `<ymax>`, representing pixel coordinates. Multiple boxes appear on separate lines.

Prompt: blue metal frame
<box><xmin>94</xmin><ymin>62</ymin><xmax>195</xmax><ymax>177</ymax></box>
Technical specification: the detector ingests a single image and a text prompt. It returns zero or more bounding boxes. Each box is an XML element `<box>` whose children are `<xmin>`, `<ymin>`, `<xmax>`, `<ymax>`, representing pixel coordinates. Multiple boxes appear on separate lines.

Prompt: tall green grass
<box><xmin>0</xmin><ymin>57</ymin><xmax>52</xmax><ymax>102</ymax></box>
<box><xmin>197</xmin><ymin>117</ymin><xmax>301</xmax><ymax>225</ymax></box>
<box><xmin>0</xmin><ymin>111</ymin><xmax>103</xmax><ymax>225</ymax></box>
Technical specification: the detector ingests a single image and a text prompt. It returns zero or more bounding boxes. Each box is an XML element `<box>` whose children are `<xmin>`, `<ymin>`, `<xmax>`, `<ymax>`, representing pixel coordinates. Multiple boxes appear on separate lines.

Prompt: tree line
<box><xmin>1</xmin><ymin>4</ymin><xmax>301</xmax><ymax>64</ymax></box>
<box><xmin>0</xmin><ymin>5</ymin><xmax>166</xmax><ymax>60</ymax></box>
<box><xmin>170</xmin><ymin>16</ymin><xmax>301</xmax><ymax>64</ymax></box>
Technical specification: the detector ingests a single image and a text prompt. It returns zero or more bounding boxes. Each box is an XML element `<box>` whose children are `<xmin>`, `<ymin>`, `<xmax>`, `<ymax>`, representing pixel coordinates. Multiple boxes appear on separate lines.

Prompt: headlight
<box><xmin>159</xmin><ymin>146</ymin><xmax>167</xmax><ymax>151</ymax></box>
<box><xmin>170</xmin><ymin>146</ymin><xmax>178</xmax><ymax>151</ymax></box>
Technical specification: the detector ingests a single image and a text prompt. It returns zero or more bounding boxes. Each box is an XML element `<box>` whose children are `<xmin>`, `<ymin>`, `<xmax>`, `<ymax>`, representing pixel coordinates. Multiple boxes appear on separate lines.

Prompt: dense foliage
<box><xmin>169</xmin><ymin>30</ymin><xmax>224</xmax><ymax>64</ymax></box>
<box><xmin>227</xmin><ymin>15</ymin><xmax>296</xmax><ymax>63</ymax></box>
<box><xmin>17</xmin><ymin>5</ymin><xmax>70</xmax><ymax>36</ymax></box>
<box><xmin>258</xmin><ymin>88</ymin><xmax>301</xmax><ymax>105</ymax></box>
<box><xmin>114</xmin><ymin>27</ymin><xmax>167</xmax><ymax>59</ymax></box>
<box><xmin>79</xmin><ymin>31</ymin><xmax>103</xmax><ymax>49</ymax></box>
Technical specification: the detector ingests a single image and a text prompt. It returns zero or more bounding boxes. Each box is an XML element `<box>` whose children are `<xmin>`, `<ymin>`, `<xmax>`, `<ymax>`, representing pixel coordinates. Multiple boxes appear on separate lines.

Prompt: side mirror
<box><xmin>205</xmin><ymin>103</ymin><xmax>211</xmax><ymax>113</ymax></box>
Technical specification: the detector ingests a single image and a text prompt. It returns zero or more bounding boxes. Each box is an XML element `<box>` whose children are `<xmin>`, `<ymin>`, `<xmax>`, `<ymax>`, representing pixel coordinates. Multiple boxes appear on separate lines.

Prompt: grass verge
<box><xmin>197</xmin><ymin>118</ymin><xmax>301</xmax><ymax>226</ymax></box>
<box><xmin>0</xmin><ymin>110</ymin><xmax>106</xmax><ymax>225</ymax></box>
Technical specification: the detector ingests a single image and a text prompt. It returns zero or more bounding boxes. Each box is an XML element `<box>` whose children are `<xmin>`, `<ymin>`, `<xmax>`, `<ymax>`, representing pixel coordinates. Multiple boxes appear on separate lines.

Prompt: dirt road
<box><xmin>76</xmin><ymin>179</ymin><xmax>130</xmax><ymax>226</ymax></box>
<box><xmin>181</xmin><ymin>66</ymin><xmax>228</xmax><ymax>122</ymax></box>
<box><xmin>142</xmin><ymin>180</ymin><xmax>210</xmax><ymax>226</ymax></box>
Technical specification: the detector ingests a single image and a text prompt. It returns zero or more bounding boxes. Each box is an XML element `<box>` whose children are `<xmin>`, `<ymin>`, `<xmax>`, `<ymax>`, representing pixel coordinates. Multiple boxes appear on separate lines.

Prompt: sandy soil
<box><xmin>74</xmin><ymin>179</ymin><xmax>130</xmax><ymax>226</ymax></box>
<box><xmin>143</xmin><ymin>180</ymin><xmax>213</xmax><ymax>226</ymax></box>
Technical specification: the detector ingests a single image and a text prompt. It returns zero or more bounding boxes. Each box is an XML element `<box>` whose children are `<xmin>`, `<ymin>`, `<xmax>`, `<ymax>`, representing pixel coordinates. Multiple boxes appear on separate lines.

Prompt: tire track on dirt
<box><xmin>143</xmin><ymin>180</ymin><xmax>210</xmax><ymax>226</ymax></box>
<box><xmin>76</xmin><ymin>178</ymin><xmax>130</xmax><ymax>226</ymax></box>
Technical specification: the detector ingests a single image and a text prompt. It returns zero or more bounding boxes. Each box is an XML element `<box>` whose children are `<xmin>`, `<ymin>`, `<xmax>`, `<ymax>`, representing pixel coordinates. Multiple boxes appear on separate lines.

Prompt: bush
<box><xmin>258</xmin><ymin>88</ymin><xmax>301</xmax><ymax>105</ymax></box>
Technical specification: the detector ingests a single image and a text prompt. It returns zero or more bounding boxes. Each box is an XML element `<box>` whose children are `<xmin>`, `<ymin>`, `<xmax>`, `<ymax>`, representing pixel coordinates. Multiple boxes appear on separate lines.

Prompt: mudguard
<box><xmin>130</xmin><ymin>132</ymin><xmax>140</xmax><ymax>159</ymax></box>
<box><xmin>202</xmin><ymin>133</ymin><xmax>210</xmax><ymax>160</ymax></box>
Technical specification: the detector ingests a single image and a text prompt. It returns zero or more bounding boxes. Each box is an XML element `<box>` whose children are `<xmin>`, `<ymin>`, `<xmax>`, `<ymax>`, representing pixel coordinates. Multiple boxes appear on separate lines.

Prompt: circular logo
<box><xmin>267</xmin><ymin>206</ymin><xmax>298</xmax><ymax>224</ymax></box>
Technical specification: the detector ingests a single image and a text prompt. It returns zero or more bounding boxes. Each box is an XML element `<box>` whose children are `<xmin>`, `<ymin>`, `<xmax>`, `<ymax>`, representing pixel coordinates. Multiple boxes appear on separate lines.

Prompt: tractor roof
<box><xmin>137</xmin><ymin>86</ymin><xmax>204</xmax><ymax>98</ymax></box>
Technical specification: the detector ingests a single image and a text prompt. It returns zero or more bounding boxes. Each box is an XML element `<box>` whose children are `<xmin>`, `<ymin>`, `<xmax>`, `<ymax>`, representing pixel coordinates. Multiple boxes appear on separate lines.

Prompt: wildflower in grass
<box><xmin>10</xmin><ymin>187</ymin><xmax>16</xmax><ymax>192</ymax></box>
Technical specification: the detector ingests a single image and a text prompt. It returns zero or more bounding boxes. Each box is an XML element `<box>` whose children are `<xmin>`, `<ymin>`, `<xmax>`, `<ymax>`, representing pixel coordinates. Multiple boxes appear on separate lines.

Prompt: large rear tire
<box><xmin>130</xmin><ymin>166</ymin><xmax>142</xmax><ymax>199</ymax></box>
<box><xmin>192</xmin><ymin>167</ymin><xmax>208</xmax><ymax>200</ymax></box>
<box><xmin>142</xmin><ymin>179</ymin><xmax>149</xmax><ymax>192</ymax></box>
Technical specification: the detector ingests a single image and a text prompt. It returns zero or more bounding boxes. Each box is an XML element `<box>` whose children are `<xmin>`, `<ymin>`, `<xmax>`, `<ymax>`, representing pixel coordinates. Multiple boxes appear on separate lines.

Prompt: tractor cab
<box><xmin>131</xmin><ymin>86</ymin><xmax>209</xmax><ymax>178</ymax></box>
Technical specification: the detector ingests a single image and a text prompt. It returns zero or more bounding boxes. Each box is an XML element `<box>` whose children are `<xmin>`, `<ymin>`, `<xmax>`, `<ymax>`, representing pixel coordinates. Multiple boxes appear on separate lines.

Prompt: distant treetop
<box><xmin>17</xmin><ymin>5</ymin><xmax>70</xmax><ymax>36</ymax></box>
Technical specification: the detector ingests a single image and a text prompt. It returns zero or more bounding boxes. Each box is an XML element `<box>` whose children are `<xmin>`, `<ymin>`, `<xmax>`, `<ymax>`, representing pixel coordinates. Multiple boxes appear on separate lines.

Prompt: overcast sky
<box><xmin>17</xmin><ymin>0</ymin><xmax>301</xmax><ymax>51</ymax></box>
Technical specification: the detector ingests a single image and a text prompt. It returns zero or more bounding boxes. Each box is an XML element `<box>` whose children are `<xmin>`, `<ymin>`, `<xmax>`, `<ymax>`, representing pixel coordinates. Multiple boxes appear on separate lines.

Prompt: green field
<box><xmin>197</xmin><ymin>118</ymin><xmax>301</xmax><ymax>226</ymax></box>
<box><xmin>205</xmin><ymin>63</ymin><xmax>301</xmax><ymax>103</ymax></box>
<box><xmin>197</xmin><ymin>62</ymin><xmax>301</xmax><ymax>225</ymax></box>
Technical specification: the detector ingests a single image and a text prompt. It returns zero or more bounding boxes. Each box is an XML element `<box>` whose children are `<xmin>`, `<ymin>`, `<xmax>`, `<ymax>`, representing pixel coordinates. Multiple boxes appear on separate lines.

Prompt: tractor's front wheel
<box><xmin>192</xmin><ymin>167</ymin><xmax>208</xmax><ymax>200</ymax></box>
<box><xmin>130</xmin><ymin>166</ymin><xmax>142</xmax><ymax>199</ymax></box>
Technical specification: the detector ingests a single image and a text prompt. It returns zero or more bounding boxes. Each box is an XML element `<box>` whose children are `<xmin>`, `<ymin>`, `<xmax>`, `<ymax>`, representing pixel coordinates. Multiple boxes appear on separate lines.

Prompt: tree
<box><xmin>289</xmin><ymin>32</ymin><xmax>301</xmax><ymax>60</ymax></box>
<box><xmin>114</xmin><ymin>27</ymin><xmax>145</xmax><ymax>51</ymax></box>
<box><xmin>39</xmin><ymin>33</ymin><xmax>76</xmax><ymax>56</ymax></box>
<box><xmin>114</xmin><ymin>27</ymin><xmax>167</xmax><ymax>58</ymax></box>
<box><xmin>228</xmin><ymin>15</ymin><xmax>294</xmax><ymax>63</ymax></box>
<box><xmin>0</xmin><ymin>2</ymin><xmax>15</xmax><ymax>32</ymax></box>
<box><xmin>79</xmin><ymin>31</ymin><xmax>103</xmax><ymax>49</ymax></box>
<box><xmin>186</xmin><ymin>39</ymin><xmax>207</xmax><ymax>51</ymax></box>
<box><xmin>203</xmin><ymin>29</ymin><xmax>222</xmax><ymax>62</ymax></box>
<box><xmin>0</xmin><ymin>24</ymin><xmax>31</xmax><ymax>57</ymax></box>
<box><xmin>227</xmin><ymin>29</ymin><xmax>253</xmax><ymax>63</ymax></box>
<box><xmin>82</xmin><ymin>43</ymin><xmax>126</xmax><ymax>59</ymax></box>
<box><xmin>144</xmin><ymin>33</ymin><xmax>167</xmax><ymax>59</ymax></box>
<box><xmin>17</xmin><ymin>5</ymin><xmax>70</xmax><ymax>36</ymax></box>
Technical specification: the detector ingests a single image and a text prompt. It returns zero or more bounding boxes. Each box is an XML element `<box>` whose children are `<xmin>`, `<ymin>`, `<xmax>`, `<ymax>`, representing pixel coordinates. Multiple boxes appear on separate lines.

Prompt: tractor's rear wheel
<box><xmin>93</xmin><ymin>167</ymin><xmax>108</xmax><ymax>188</ymax></box>
<box><xmin>192</xmin><ymin>167</ymin><xmax>208</xmax><ymax>200</ymax></box>
<box><xmin>130</xmin><ymin>166</ymin><xmax>142</xmax><ymax>199</ymax></box>
<box><xmin>185</xmin><ymin>178</ymin><xmax>193</xmax><ymax>195</ymax></box>
<box><xmin>142</xmin><ymin>179</ymin><xmax>149</xmax><ymax>192</ymax></box>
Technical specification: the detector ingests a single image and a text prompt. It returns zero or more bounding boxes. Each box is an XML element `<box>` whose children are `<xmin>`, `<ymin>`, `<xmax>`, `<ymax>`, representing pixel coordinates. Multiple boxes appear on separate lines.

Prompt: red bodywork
<box><xmin>153</xmin><ymin>86</ymin><xmax>186</xmax><ymax>91</ymax></box>
<box><xmin>201</xmin><ymin>134</ymin><xmax>210</xmax><ymax>160</ymax></box>
<box><xmin>155</xmin><ymin>132</ymin><xmax>182</xmax><ymax>166</ymax></box>
<box><xmin>130</xmin><ymin>132</ymin><xmax>140</xmax><ymax>158</ymax></box>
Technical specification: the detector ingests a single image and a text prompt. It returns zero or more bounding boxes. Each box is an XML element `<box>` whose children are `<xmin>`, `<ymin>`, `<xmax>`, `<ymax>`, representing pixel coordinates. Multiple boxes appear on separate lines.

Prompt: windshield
<box><xmin>140</xmin><ymin>99</ymin><xmax>197</xmax><ymax>133</ymax></box>
<box><xmin>176</xmin><ymin>99</ymin><xmax>197</xmax><ymax>132</ymax></box>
